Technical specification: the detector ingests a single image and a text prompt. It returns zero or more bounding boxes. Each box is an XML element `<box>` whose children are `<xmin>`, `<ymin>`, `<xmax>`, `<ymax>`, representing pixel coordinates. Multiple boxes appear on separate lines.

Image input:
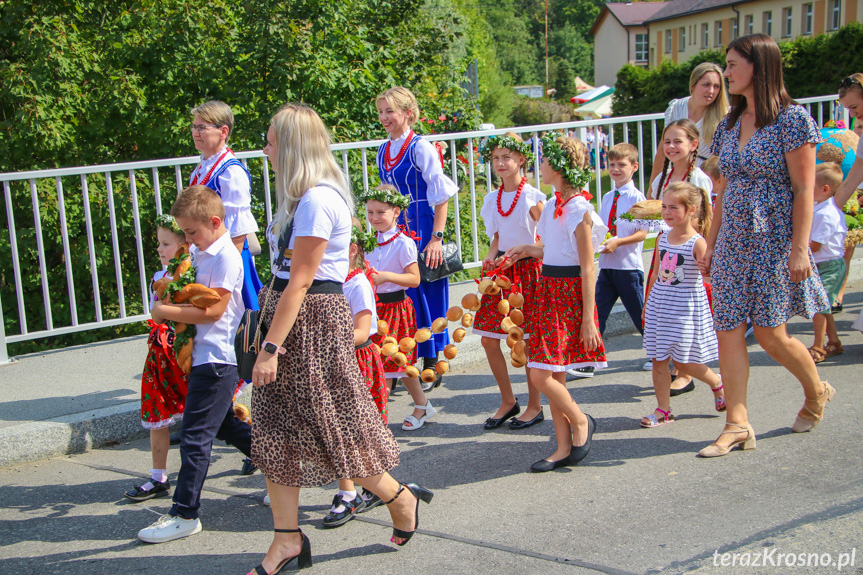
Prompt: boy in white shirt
<box><xmin>809</xmin><ymin>162</ymin><xmax>847</xmax><ymax>363</ymax></box>
<box><xmin>137</xmin><ymin>185</ymin><xmax>252</xmax><ymax>544</ymax></box>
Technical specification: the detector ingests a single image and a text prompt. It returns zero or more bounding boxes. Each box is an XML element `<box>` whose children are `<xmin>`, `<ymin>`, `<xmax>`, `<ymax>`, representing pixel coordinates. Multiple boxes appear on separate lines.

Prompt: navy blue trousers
<box><xmin>170</xmin><ymin>363</ymin><xmax>251</xmax><ymax>520</ymax></box>
<box><xmin>596</xmin><ymin>268</ymin><xmax>645</xmax><ymax>336</ymax></box>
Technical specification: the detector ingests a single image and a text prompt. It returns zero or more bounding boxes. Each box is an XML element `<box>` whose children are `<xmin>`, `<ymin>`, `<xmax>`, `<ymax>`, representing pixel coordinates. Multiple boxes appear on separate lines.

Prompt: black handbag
<box><xmin>417</xmin><ymin>240</ymin><xmax>463</xmax><ymax>283</ymax></box>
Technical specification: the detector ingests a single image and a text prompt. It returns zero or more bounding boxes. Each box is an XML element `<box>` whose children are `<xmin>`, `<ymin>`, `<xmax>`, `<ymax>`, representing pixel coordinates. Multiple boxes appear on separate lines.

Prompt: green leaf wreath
<box><xmin>540</xmin><ymin>132</ymin><xmax>592</xmax><ymax>191</ymax></box>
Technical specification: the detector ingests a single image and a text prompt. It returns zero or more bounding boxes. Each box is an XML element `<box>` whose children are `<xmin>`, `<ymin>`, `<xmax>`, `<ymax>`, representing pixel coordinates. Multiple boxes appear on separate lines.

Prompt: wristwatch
<box><xmin>432</xmin><ymin>231</ymin><xmax>444</xmax><ymax>240</ymax></box>
<box><xmin>262</xmin><ymin>341</ymin><xmax>286</xmax><ymax>355</ymax></box>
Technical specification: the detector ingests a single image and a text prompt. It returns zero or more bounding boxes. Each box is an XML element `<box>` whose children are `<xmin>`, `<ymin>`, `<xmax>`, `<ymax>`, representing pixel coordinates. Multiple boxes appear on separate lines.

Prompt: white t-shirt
<box><xmin>665</xmin><ymin>97</ymin><xmax>712</xmax><ymax>164</ymax></box>
<box><xmin>811</xmin><ymin>199</ymin><xmax>847</xmax><ymax>263</ymax></box>
<box><xmin>480</xmin><ymin>182</ymin><xmax>546</xmax><ymax>252</ymax></box>
<box><xmin>537</xmin><ymin>195</ymin><xmax>608</xmax><ymax>266</ymax></box>
<box><xmin>365</xmin><ymin>225</ymin><xmax>418</xmax><ymax>293</ymax></box>
<box><xmin>387</xmin><ymin>129</ymin><xmax>459</xmax><ymax>207</ymax></box>
<box><xmin>343</xmin><ymin>272</ymin><xmax>378</xmax><ymax>339</ymax></box>
<box><xmin>598</xmin><ymin>180</ymin><xmax>647</xmax><ymax>271</ymax></box>
<box><xmin>650</xmin><ymin>167</ymin><xmax>713</xmax><ymax>201</ymax></box>
<box><xmin>265</xmin><ymin>184</ymin><xmax>352</xmax><ymax>282</ymax></box>
<box><xmin>189</xmin><ymin>231</ymin><xmax>244</xmax><ymax>367</ymax></box>
<box><xmin>189</xmin><ymin>147</ymin><xmax>259</xmax><ymax>238</ymax></box>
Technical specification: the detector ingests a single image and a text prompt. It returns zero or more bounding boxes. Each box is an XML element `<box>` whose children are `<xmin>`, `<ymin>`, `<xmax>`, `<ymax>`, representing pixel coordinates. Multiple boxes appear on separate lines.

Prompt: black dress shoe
<box><xmin>124</xmin><ymin>479</ymin><xmax>171</xmax><ymax>502</ymax></box>
<box><xmin>570</xmin><ymin>414</ymin><xmax>596</xmax><ymax>464</ymax></box>
<box><xmin>530</xmin><ymin>456</ymin><xmax>573</xmax><ymax>472</ymax></box>
<box><xmin>240</xmin><ymin>457</ymin><xmax>258</xmax><ymax>476</ymax></box>
<box><xmin>669</xmin><ymin>380</ymin><xmax>695</xmax><ymax>396</ymax></box>
<box><xmin>508</xmin><ymin>409</ymin><xmax>544</xmax><ymax>429</ymax></box>
<box><xmin>322</xmin><ymin>493</ymin><xmax>366</xmax><ymax>528</ymax></box>
<box><xmin>421</xmin><ymin>356</ymin><xmax>443</xmax><ymax>392</ymax></box>
<box><xmin>356</xmin><ymin>488</ymin><xmax>383</xmax><ymax>513</ymax></box>
<box><xmin>483</xmin><ymin>402</ymin><xmax>520</xmax><ymax>429</ymax></box>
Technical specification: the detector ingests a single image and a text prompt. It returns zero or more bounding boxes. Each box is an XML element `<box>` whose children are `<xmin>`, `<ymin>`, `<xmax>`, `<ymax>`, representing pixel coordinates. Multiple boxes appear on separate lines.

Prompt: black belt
<box><xmin>272</xmin><ymin>276</ymin><xmax>343</xmax><ymax>294</ymax></box>
<box><xmin>377</xmin><ymin>290</ymin><xmax>407</xmax><ymax>303</ymax></box>
<box><xmin>541</xmin><ymin>264</ymin><xmax>581</xmax><ymax>278</ymax></box>
<box><xmin>355</xmin><ymin>338</ymin><xmax>373</xmax><ymax>350</ymax></box>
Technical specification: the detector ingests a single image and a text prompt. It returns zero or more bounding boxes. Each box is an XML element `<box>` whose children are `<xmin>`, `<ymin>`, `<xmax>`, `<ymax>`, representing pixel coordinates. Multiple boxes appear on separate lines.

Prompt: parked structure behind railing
<box><xmin>0</xmin><ymin>95</ymin><xmax>843</xmax><ymax>362</ymax></box>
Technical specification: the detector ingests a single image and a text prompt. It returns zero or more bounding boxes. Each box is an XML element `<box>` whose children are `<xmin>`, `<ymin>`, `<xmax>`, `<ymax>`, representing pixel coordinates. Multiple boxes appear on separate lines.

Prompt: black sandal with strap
<box><xmin>249</xmin><ymin>528</ymin><xmax>312</xmax><ymax>574</ymax></box>
<box><xmin>384</xmin><ymin>482</ymin><xmax>434</xmax><ymax>546</ymax></box>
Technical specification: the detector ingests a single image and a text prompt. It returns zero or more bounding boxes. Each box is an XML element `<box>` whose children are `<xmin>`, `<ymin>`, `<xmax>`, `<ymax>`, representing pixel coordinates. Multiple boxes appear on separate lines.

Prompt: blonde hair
<box><xmin>171</xmin><ymin>185</ymin><xmax>225</xmax><ymax>223</ymax></box>
<box><xmin>815</xmin><ymin>162</ymin><xmax>843</xmax><ymax>192</ymax></box>
<box><xmin>838</xmin><ymin>72</ymin><xmax>863</xmax><ymax>98</ymax></box>
<box><xmin>269</xmin><ymin>103</ymin><xmax>353</xmax><ymax>235</ymax></box>
<box><xmin>376</xmin><ymin>87</ymin><xmax>420</xmax><ymax>126</ymax></box>
<box><xmin>607</xmin><ymin>143</ymin><xmax>639</xmax><ymax>165</ymax></box>
<box><xmin>689</xmin><ymin>62</ymin><xmax>729</xmax><ymax>146</ymax></box>
<box><xmin>190</xmin><ymin>100</ymin><xmax>234</xmax><ymax>138</ymax></box>
<box><xmin>665</xmin><ymin>181</ymin><xmax>712</xmax><ymax>237</ymax></box>
<box><xmin>374</xmin><ymin>184</ymin><xmax>399</xmax><ymax>193</ymax></box>
<box><xmin>350</xmin><ymin>216</ymin><xmax>366</xmax><ymax>270</ymax></box>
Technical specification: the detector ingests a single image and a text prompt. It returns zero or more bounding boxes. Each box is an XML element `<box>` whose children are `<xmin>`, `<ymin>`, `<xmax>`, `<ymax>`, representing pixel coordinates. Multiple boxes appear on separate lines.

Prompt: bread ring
<box><xmin>152</xmin><ymin>277</ymin><xmax>171</xmax><ymax>299</ymax></box>
<box><xmin>373</xmin><ymin>343</ymin><xmax>381</xmax><ymax>355</ymax></box>
<box><xmin>497</xmin><ymin>300</ymin><xmax>511</xmax><ymax>315</ymax></box>
<box><xmin>405</xmin><ymin>365</ymin><xmax>420</xmax><ymax>378</ymax></box>
<box><xmin>509</xmin><ymin>308</ymin><xmax>524</xmax><ymax>326</ymax></box>
<box><xmin>452</xmin><ymin>328</ymin><xmax>466</xmax><ymax>343</ymax></box>
<box><xmin>381</xmin><ymin>342</ymin><xmax>398</xmax><ymax>357</ymax></box>
<box><xmin>431</xmin><ymin>317</ymin><xmax>448</xmax><ymax>333</ymax></box>
<box><xmin>506</xmin><ymin>333</ymin><xmax>517</xmax><ymax>349</ymax></box>
<box><xmin>501</xmin><ymin>317</ymin><xmax>515</xmax><ymax>332</ymax></box>
<box><xmin>477</xmin><ymin>277</ymin><xmax>494</xmax><ymax>295</ymax></box>
<box><xmin>414</xmin><ymin>328</ymin><xmax>432</xmax><ymax>343</ymax></box>
<box><xmin>172</xmin><ymin>283</ymin><xmax>220</xmax><ymax>305</ymax></box>
<box><xmin>487</xmin><ymin>284</ymin><xmax>501</xmax><ymax>295</ymax></box>
<box><xmin>443</xmin><ymin>344</ymin><xmax>458</xmax><ymax>360</ymax></box>
<box><xmin>494</xmin><ymin>275</ymin><xmax>512</xmax><ymax>289</ymax></box>
<box><xmin>512</xmin><ymin>340</ymin><xmax>526</xmax><ymax>356</ymax></box>
<box><xmin>461</xmin><ymin>293</ymin><xmax>481</xmax><ymax>311</ymax></box>
<box><xmin>446</xmin><ymin>306</ymin><xmax>464</xmax><ymax>322</ymax></box>
<box><xmin>461</xmin><ymin>313</ymin><xmax>473</xmax><ymax>328</ymax></box>
<box><xmin>233</xmin><ymin>403</ymin><xmax>250</xmax><ymax>422</ymax></box>
<box><xmin>420</xmin><ymin>369</ymin><xmax>438</xmax><ymax>383</ymax></box>
<box><xmin>382</xmin><ymin>336</ymin><xmax>398</xmax><ymax>346</ymax></box>
<box><xmin>392</xmin><ymin>352</ymin><xmax>408</xmax><ymax>367</ymax></box>
<box><xmin>435</xmin><ymin>360</ymin><xmax>449</xmax><ymax>375</ymax></box>
<box><xmin>509</xmin><ymin>326</ymin><xmax>525</xmax><ymax>341</ymax></box>
<box><xmin>507</xmin><ymin>292</ymin><xmax>525</xmax><ymax>308</ymax></box>
<box><xmin>377</xmin><ymin>320</ymin><xmax>390</xmax><ymax>336</ymax></box>
<box><xmin>399</xmin><ymin>337</ymin><xmax>417</xmax><ymax>353</ymax></box>
<box><xmin>511</xmin><ymin>355</ymin><xmax>527</xmax><ymax>368</ymax></box>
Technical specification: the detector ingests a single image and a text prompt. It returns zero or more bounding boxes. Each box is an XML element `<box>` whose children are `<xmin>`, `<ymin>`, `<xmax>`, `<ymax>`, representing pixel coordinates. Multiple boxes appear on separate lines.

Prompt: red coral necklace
<box><xmin>383</xmin><ymin>132</ymin><xmax>414</xmax><ymax>172</ymax></box>
<box><xmin>376</xmin><ymin>227</ymin><xmax>402</xmax><ymax>247</ymax></box>
<box><xmin>497</xmin><ymin>177</ymin><xmax>526</xmax><ymax>217</ymax></box>
<box><xmin>345</xmin><ymin>268</ymin><xmax>363</xmax><ymax>282</ymax></box>
<box><xmin>191</xmin><ymin>149</ymin><xmax>231</xmax><ymax>186</ymax></box>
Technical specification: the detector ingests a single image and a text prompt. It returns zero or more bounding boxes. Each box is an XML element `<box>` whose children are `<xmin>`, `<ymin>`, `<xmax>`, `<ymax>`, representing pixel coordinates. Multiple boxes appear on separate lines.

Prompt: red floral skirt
<box><xmin>527</xmin><ymin>276</ymin><xmax>607</xmax><ymax>371</ymax></box>
<box><xmin>472</xmin><ymin>257</ymin><xmax>543</xmax><ymax>339</ymax></box>
<box><xmin>372</xmin><ymin>297</ymin><xmax>417</xmax><ymax>377</ymax></box>
<box><xmin>141</xmin><ymin>323</ymin><xmax>188</xmax><ymax>429</ymax></box>
<box><xmin>356</xmin><ymin>343</ymin><xmax>389</xmax><ymax>423</ymax></box>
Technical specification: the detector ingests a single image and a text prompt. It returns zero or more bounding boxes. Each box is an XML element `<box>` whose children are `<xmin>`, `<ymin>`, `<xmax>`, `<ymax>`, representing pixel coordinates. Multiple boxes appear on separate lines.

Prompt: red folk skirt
<box><xmin>472</xmin><ymin>256</ymin><xmax>543</xmax><ymax>340</ymax></box>
<box><xmin>356</xmin><ymin>342</ymin><xmax>389</xmax><ymax>423</ymax></box>
<box><xmin>371</xmin><ymin>292</ymin><xmax>417</xmax><ymax>377</ymax></box>
<box><xmin>527</xmin><ymin>276</ymin><xmax>608</xmax><ymax>372</ymax></box>
<box><xmin>140</xmin><ymin>321</ymin><xmax>188</xmax><ymax>429</ymax></box>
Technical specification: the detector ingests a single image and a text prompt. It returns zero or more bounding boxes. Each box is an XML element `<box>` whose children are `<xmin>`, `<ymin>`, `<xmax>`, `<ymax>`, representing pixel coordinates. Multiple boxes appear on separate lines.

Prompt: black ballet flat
<box><xmin>508</xmin><ymin>409</ymin><xmax>545</xmax><ymax>429</ymax></box>
<box><xmin>483</xmin><ymin>402</ymin><xmax>520</xmax><ymax>429</ymax></box>
<box><xmin>569</xmin><ymin>414</ymin><xmax>596</xmax><ymax>464</ymax></box>
<box><xmin>384</xmin><ymin>482</ymin><xmax>434</xmax><ymax>546</ymax></box>
<box><xmin>249</xmin><ymin>528</ymin><xmax>312</xmax><ymax>574</ymax></box>
<box><xmin>529</xmin><ymin>456</ymin><xmax>574</xmax><ymax>473</ymax></box>
<box><xmin>669</xmin><ymin>380</ymin><xmax>695</xmax><ymax>396</ymax></box>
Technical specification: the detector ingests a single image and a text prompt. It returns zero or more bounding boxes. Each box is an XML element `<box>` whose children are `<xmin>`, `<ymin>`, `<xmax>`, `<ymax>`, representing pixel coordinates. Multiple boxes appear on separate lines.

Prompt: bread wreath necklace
<box><xmin>383</xmin><ymin>131</ymin><xmax>414</xmax><ymax>172</ymax></box>
<box><xmin>497</xmin><ymin>177</ymin><xmax>526</xmax><ymax>217</ymax></box>
<box><xmin>191</xmin><ymin>148</ymin><xmax>232</xmax><ymax>186</ymax></box>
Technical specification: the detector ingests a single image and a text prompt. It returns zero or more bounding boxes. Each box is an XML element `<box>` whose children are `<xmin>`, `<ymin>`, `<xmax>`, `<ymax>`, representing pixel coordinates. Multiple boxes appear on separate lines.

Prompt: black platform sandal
<box><xmin>249</xmin><ymin>528</ymin><xmax>312</xmax><ymax>574</ymax></box>
<box><xmin>384</xmin><ymin>482</ymin><xmax>434</xmax><ymax>546</ymax></box>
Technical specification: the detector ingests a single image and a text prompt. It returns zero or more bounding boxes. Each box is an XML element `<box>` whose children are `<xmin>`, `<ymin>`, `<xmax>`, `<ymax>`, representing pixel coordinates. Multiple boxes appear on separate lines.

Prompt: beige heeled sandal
<box><xmin>697</xmin><ymin>422</ymin><xmax>756</xmax><ymax>458</ymax></box>
<box><xmin>791</xmin><ymin>381</ymin><xmax>836</xmax><ymax>433</ymax></box>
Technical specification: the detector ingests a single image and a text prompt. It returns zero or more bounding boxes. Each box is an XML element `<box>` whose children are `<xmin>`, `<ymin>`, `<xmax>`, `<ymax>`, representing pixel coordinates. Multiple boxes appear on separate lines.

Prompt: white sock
<box><xmin>150</xmin><ymin>469</ymin><xmax>168</xmax><ymax>483</ymax></box>
<box><xmin>331</xmin><ymin>490</ymin><xmax>357</xmax><ymax>513</ymax></box>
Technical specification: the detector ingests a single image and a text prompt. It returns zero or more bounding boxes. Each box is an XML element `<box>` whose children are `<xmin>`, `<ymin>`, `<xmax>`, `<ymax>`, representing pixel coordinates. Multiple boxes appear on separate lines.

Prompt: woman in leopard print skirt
<box><xmin>248</xmin><ymin>103</ymin><xmax>433</xmax><ymax>574</ymax></box>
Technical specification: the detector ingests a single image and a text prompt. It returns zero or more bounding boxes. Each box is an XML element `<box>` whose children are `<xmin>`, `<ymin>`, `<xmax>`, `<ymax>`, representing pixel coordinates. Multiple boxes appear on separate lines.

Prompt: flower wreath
<box><xmin>540</xmin><ymin>132</ymin><xmax>592</xmax><ymax>191</ymax></box>
<box><xmin>351</xmin><ymin>225</ymin><xmax>378</xmax><ymax>254</ymax></box>
<box><xmin>155</xmin><ymin>213</ymin><xmax>183</xmax><ymax>235</ymax></box>
<box><xmin>481</xmin><ymin>134</ymin><xmax>535</xmax><ymax>165</ymax></box>
<box><xmin>356</xmin><ymin>187</ymin><xmax>411</xmax><ymax>210</ymax></box>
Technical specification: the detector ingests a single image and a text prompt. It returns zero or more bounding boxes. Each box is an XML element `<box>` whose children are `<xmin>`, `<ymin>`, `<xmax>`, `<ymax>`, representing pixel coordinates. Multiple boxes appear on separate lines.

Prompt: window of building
<box><xmin>745</xmin><ymin>14</ymin><xmax>754</xmax><ymax>35</ymax></box>
<box><xmin>702</xmin><ymin>23</ymin><xmax>709</xmax><ymax>48</ymax></box>
<box><xmin>782</xmin><ymin>7</ymin><xmax>793</xmax><ymax>36</ymax></box>
<box><xmin>830</xmin><ymin>0</ymin><xmax>841</xmax><ymax>29</ymax></box>
<box><xmin>732</xmin><ymin>18</ymin><xmax>739</xmax><ymax>39</ymax></box>
<box><xmin>763</xmin><ymin>11</ymin><xmax>773</xmax><ymax>36</ymax></box>
<box><xmin>714</xmin><ymin>21</ymin><xmax>723</xmax><ymax>46</ymax></box>
<box><xmin>635</xmin><ymin>33</ymin><xmax>648</xmax><ymax>63</ymax></box>
<box><xmin>802</xmin><ymin>3</ymin><xmax>813</xmax><ymax>34</ymax></box>
<box><xmin>665</xmin><ymin>29</ymin><xmax>672</xmax><ymax>53</ymax></box>
<box><xmin>679</xmin><ymin>27</ymin><xmax>686</xmax><ymax>50</ymax></box>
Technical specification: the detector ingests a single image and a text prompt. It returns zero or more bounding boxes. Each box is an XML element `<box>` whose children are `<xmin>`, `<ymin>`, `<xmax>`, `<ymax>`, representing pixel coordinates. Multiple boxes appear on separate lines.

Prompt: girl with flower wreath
<box><xmin>361</xmin><ymin>185</ymin><xmax>435</xmax><ymax>432</ymax></box>
<box><xmin>375</xmin><ymin>87</ymin><xmax>459</xmax><ymax>392</ymax></box>
<box><xmin>475</xmin><ymin>132</ymin><xmax>546</xmax><ymax>430</ymax></box>
<box><xmin>503</xmin><ymin>133</ymin><xmax>607</xmax><ymax>473</ymax></box>
<box><xmin>124</xmin><ymin>214</ymin><xmax>189</xmax><ymax>502</ymax></box>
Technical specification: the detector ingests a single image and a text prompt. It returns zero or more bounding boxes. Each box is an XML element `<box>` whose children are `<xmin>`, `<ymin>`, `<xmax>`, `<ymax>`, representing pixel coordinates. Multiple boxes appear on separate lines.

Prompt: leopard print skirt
<box><xmin>251</xmin><ymin>286</ymin><xmax>401</xmax><ymax>487</ymax></box>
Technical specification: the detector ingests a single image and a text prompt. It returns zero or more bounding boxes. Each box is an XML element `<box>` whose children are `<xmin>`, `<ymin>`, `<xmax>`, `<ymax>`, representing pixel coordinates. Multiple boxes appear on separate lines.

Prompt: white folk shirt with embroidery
<box><xmin>387</xmin><ymin>129</ymin><xmax>458</xmax><ymax>207</ymax></box>
<box><xmin>189</xmin><ymin>146</ymin><xmax>258</xmax><ymax>238</ymax></box>
<box><xmin>480</xmin><ymin>182</ymin><xmax>547</xmax><ymax>252</ymax></box>
<box><xmin>365</xmin><ymin>225</ymin><xmax>418</xmax><ymax>294</ymax></box>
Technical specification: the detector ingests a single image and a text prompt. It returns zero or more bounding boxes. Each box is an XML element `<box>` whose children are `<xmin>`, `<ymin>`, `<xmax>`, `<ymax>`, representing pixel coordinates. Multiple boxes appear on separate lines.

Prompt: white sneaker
<box><xmin>137</xmin><ymin>514</ymin><xmax>202</xmax><ymax>543</ymax></box>
<box><xmin>566</xmin><ymin>367</ymin><xmax>595</xmax><ymax>379</ymax></box>
<box><xmin>263</xmin><ymin>494</ymin><xmax>271</xmax><ymax>506</ymax></box>
<box><xmin>642</xmin><ymin>360</ymin><xmax>653</xmax><ymax>371</ymax></box>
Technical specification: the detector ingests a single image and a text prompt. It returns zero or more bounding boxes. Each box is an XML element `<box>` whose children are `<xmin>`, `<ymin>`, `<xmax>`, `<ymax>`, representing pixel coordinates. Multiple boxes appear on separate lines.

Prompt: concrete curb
<box><xmin>3</xmin><ymin>255</ymin><xmax>861</xmax><ymax>468</ymax></box>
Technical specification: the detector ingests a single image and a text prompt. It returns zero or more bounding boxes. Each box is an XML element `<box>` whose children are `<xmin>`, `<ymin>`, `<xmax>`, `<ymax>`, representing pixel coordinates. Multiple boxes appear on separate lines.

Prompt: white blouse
<box><xmin>189</xmin><ymin>147</ymin><xmax>259</xmax><ymax>238</ymax></box>
<box><xmin>480</xmin><ymin>182</ymin><xmax>546</xmax><ymax>252</ymax></box>
<box><xmin>650</xmin><ymin>167</ymin><xmax>713</xmax><ymax>201</ymax></box>
<box><xmin>265</xmin><ymin>184</ymin><xmax>351</xmax><ymax>281</ymax></box>
<box><xmin>343</xmin><ymin>272</ymin><xmax>379</xmax><ymax>338</ymax></box>
<box><xmin>537</xmin><ymin>195</ymin><xmax>607</xmax><ymax>267</ymax></box>
<box><xmin>388</xmin><ymin>129</ymin><xmax>458</xmax><ymax>207</ymax></box>
<box><xmin>365</xmin><ymin>225</ymin><xmax>418</xmax><ymax>293</ymax></box>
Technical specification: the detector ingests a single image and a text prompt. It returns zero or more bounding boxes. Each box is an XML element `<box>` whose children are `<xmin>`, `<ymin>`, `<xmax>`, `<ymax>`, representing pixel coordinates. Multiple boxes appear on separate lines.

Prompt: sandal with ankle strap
<box><xmin>384</xmin><ymin>482</ymin><xmax>434</xmax><ymax>546</ymax></box>
<box><xmin>824</xmin><ymin>341</ymin><xmax>843</xmax><ymax>358</ymax></box>
<box><xmin>710</xmin><ymin>382</ymin><xmax>726</xmax><ymax>412</ymax></box>
<box><xmin>640</xmin><ymin>407</ymin><xmax>674</xmax><ymax>428</ymax></box>
<box><xmin>808</xmin><ymin>345</ymin><xmax>826</xmax><ymax>363</ymax></box>
<box><xmin>248</xmin><ymin>528</ymin><xmax>312</xmax><ymax>574</ymax></box>
<box><xmin>791</xmin><ymin>381</ymin><xmax>836</xmax><ymax>433</ymax></box>
<box><xmin>698</xmin><ymin>422</ymin><xmax>756</xmax><ymax>457</ymax></box>
<box><xmin>401</xmin><ymin>401</ymin><xmax>436</xmax><ymax>431</ymax></box>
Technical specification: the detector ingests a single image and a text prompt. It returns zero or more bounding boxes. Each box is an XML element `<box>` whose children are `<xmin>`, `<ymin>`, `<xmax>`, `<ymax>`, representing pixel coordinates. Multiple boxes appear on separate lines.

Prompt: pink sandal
<box><xmin>641</xmin><ymin>407</ymin><xmax>674</xmax><ymax>428</ymax></box>
<box><xmin>711</xmin><ymin>382</ymin><xmax>726</xmax><ymax>412</ymax></box>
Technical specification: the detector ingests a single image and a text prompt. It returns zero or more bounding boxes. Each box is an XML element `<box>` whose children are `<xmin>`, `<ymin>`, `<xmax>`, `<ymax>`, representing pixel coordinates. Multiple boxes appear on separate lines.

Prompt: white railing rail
<box><xmin>0</xmin><ymin>94</ymin><xmax>843</xmax><ymax>360</ymax></box>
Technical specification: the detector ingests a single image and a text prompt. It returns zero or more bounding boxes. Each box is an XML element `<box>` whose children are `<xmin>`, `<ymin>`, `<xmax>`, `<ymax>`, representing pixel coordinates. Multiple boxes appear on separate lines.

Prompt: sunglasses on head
<box><xmin>840</xmin><ymin>76</ymin><xmax>862</xmax><ymax>90</ymax></box>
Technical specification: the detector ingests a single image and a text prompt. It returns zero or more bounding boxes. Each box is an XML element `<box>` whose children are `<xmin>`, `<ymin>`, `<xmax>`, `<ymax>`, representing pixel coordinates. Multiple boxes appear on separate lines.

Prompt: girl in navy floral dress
<box><xmin>698</xmin><ymin>34</ymin><xmax>833</xmax><ymax>457</ymax></box>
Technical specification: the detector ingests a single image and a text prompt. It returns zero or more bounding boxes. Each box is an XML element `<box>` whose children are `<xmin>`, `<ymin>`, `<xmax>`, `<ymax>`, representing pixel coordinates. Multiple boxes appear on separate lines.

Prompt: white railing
<box><xmin>0</xmin><ymin>94</ymin><xmax>844</xmax><ymax>361</ymax></box>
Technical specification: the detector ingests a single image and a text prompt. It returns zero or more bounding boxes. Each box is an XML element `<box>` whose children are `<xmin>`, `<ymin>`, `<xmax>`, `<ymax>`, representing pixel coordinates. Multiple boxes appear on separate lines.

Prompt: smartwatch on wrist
<box><xmin>432</xmin><ymin>231</ymin><xmax>444</xmax><ymax>240</ymax></box>
<box><xmin>262</xmin><ymin>341</ymin><xmax>286</xmax><ymax>355</ymax></box>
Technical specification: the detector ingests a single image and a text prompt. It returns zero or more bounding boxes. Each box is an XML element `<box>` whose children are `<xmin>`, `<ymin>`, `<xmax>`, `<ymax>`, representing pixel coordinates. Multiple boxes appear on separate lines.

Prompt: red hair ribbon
<box><xmin>399</xmin><ymin>225</ymin><xmax>421</xmax><ymax>242</ymax></box>
<box><xmin>362</xmin><ymin>260</ymin><xmax>380</xmax><ymax>303</ymax></box>
<box><xmin>433</xmin><ymin>141</ymin><xmax>446</xmax><ymax>169</ymax></box>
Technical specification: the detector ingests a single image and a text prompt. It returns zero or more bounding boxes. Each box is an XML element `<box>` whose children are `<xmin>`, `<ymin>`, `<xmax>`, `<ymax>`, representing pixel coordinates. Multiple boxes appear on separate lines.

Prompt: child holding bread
<box><xmin>361</xmin><ymin>185</ymin><xmax>434</xmax><ymax>432</ymax></box>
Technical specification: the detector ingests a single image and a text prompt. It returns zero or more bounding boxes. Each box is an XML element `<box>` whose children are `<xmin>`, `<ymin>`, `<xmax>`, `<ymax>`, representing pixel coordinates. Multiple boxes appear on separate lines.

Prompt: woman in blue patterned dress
<box><xmin>697</xmin><ymin>34</ymin><xmax>834</xmax><ymax>457</ymax></box>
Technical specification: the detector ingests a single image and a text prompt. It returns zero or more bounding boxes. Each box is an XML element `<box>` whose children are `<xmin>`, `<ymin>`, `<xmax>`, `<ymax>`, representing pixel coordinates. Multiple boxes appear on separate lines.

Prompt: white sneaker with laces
<box><xmin>566</xmin><ymin>367</ymin><xmax>595</xmax><ymax>379</ymax></box>
<box><xmin>642</xmin><ymin>360</ymin><xmax>653</xmax><ymax>371</ymax></box>
<box><xmin>137</xmin><ymin>514</ymin><xmax>201</xmax><ymax>543</ymax></box>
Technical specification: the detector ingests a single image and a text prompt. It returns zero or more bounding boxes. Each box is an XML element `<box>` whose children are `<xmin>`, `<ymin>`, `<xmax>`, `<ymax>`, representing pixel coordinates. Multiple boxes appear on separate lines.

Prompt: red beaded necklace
<box><xmin>383</xmin><ymin>131</ymin><xmax>414</xmax><ymax>172</ymax></box>
<box><xmin>376</xmin><ymin>227</ymin><xmax>402</xmax><ymax>247</ymax></box>
<box><xmin>191</xmin><ymin>149</ymin><xmax>232</xmax><ymax>186</ymax></box>
<box><xmin>497</xmin><ymin>177</ymin><xmax>526</xmax><ymax>217</ymax></box>
<box><xmin>345</xmin><ymin>267</ymin><xmax>363</xmax><ymax>282</ymax></box>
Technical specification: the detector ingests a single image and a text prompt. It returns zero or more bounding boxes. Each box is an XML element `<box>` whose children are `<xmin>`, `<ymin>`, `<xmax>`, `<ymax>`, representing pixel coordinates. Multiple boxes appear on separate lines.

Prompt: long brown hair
<box><xmin>655</xmin><ymin>119</ymin><xmax>700</xmax><ymax>198</ymax></box>
<box><xmin>725</xmin><ymin>34</ymin><xmax>795</xmax><ymax>129</ymax></box>
<box><xmin>665</xmin><ymin>181</ymin><xmax>712</xmax><ymax>237</ymax></box>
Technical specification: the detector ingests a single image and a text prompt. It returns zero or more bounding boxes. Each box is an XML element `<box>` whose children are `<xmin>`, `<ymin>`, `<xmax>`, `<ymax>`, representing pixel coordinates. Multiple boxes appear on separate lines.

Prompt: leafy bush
<box><xmin>511</xmin><ymin>96</ymin><xmax>579</xmax><ymax>126</ymax></box>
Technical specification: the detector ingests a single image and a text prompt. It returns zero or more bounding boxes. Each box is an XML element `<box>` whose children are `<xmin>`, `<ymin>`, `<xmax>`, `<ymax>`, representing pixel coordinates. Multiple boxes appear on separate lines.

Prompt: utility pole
<box><xmin>545</xmin><ymin>0</ymin><xmax>549</xmax><ymax>98</ymax></box>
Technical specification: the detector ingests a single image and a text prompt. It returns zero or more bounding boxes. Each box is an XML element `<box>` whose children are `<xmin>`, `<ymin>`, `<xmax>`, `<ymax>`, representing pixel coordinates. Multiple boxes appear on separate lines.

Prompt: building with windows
<box><xmin>591</xmin><ymin>2</ymin><xmax>670</xmax><ymax>86</ymax></box>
